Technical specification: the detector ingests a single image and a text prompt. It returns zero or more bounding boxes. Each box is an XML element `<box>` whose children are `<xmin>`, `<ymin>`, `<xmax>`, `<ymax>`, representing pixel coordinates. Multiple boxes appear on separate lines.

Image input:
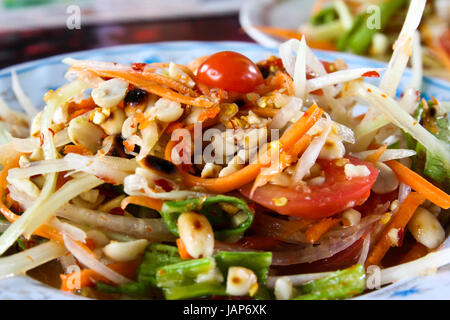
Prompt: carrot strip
<box><xmin>305</xmin><ymin>218</ymin><xmax>340</xmax><ymax>244</ymax></box>
<box><xmin>279</xmin><ymin>104</ymin><xmax>323</xmax><ymax>148</ymax></box>
<box><xmin>60</xmin><ymin>260</ymin><xmax>141</xmax><ymax>291</ymax></box>
<box><xmin>121</xmin><ymin>196</ymin><xmax>163</xmax><ymax>212</ymax></box>
<box><xmin>0</xmin><ymin>156</ymin><xmax>63</xmax><ymax>243</ymax></box>
<box><xmin>364</xmin><ymin>144</ymin><xmax>387</xmax><ymax>163</ymax></box>
<box><xmin>385</xmin><ymin>160</ymin><xmax>450</xmax><ymax>209</ymax></box>
<box><xmin>63</xmin><ymin>145</ymin><xmax>93</xmax><ymax>156</ymax></box>
<box><xmin>71</xmin><ymin>67</ymin><xmax>213</xmax><ymax>108</ymax></box>
<box><xmin>173</xmin><ymin>104</ymin><xmax>323</xmax><ymax>194</ymax></box>
<box><xmin>198</xmin><ymin>105</ymin><xmax>221</xmax><ymax>122</ymax></box>
<box><xmin>141</xmin><ymin>72</ymin><xmax>197</xmax><ymax>97</ymax></box>
<box><xmin>365</xmin><ymin>192</ymin><xmax>426</xmax><ymax>267</ymax></box>
<box><xmin>68</xmin><ymin>108</ymin><xmax>93</xmax><ymax>121</ymax></box>
<box><xmin>176</xmin><ymin>238</ymin><xmax>193</xmax><ymax>260</ymax></box>
<box><xmin>251</xmin><ymin>135</ymin><xmax>312</xmax><ymax>193</ymax></box>
<box><xmin>164</xmin><ymin>121</ymin><xmax>184</xmax><ymax>135</ymax></box>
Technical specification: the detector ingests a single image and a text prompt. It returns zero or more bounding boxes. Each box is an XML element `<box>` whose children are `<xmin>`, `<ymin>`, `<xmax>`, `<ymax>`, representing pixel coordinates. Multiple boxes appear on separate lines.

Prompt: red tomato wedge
<box><xmin>240</xmin><ymin>157</ymin><xmax>379</xmax><ymax>219</ymax></box>
<box><xmin>196</xmin><ymin>51</ymin><xmax>263</xmax><ymax>93</ymax></box>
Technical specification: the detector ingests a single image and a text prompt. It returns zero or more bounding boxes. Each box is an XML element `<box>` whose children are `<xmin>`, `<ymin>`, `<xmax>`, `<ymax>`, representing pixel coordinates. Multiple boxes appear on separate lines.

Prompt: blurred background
<box><xmin>0</xmin><ymin>0</ymin><xmax>251</xmax><ymax>68</ymax></box>
<box><xmin>0</xmin><ymin>0</ymin><xmax>449</xmax><ymax>80</ymax></box>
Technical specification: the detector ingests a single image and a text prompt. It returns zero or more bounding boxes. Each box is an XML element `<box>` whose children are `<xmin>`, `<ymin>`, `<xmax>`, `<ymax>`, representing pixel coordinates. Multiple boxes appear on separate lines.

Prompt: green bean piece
<box><xmin>214</xmin><ymin>251</ymin><xmax>272</xmax><ymax>284</ymax></box>
<box><xmin>156</xmin><ymin>257</ymin><xmax>217</xmax><ymax>288</ymax></box>
<box><xmin>293</xmin><ymin>264</ymin><xmax>366</xmax><ymax>300</ymax></box>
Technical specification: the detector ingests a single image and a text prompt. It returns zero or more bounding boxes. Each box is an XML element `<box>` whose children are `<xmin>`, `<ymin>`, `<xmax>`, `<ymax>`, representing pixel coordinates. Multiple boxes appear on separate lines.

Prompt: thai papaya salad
<box><xmin>0</xmin><ymin>0</ymin><xmax>449</xmax><ymax>300</ymax></box>
<box><xmin>256</xmin><ymin>0</ymin><xmax>450</xmax><ymax>81</ymax></box>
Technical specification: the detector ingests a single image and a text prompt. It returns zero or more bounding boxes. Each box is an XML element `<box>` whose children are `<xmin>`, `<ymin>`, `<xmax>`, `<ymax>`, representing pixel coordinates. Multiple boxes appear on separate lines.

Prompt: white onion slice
<box><xmin>357</xmin><ymin>234</ymin><xmax>371</xmax><ymax>266</ymax></box>
<box><xmin>350</xmin><ymin>149</ymin><xmax>417</xmax><ymax>162</ymax></box>
<box><xmin>63</xmin><ymin>234</ymin><xmax>131</xmax><ymax>285</ymax></box>
<box><xmin>379</xmin><ymin>247</ymin><xmax>450</xmax><ymax>286</ymax></box>
<box><xmin>306</xmin><ymin>68</ymin><xmax>384</xmax><ymax>93</ymax></box>
<box><xmin>270</xmin><ymin>97</ymin><xmax>303</xmax><ymax>130</ymax></box>
<box><xmin>11</xmin><ymin>70</ymin><xmax>38</xmax><ymax>117</ymax></box>
<box><xmin>292</xmin><ymin>119</ymin><xmax>331</xmax><ymax>183</ymax></box>
<box><xmin>0</xmin><ymin>241</ymin><xmax>66</xmax><ymax>279</ymax></box>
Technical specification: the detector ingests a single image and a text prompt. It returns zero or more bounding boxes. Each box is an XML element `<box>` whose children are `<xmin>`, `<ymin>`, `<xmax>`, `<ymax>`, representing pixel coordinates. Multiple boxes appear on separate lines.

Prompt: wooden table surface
<box><xmin>0</xmin><ymin>14</ymin><xmax>253</xmax><ymax>69</ymax></box>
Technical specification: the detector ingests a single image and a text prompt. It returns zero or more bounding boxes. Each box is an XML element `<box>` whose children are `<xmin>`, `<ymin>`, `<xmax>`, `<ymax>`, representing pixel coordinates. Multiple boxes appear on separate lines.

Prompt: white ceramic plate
<box><xmin>0</xmin><ymin>41</ymin><xmax>449</xmax><ymax>299</ymax></box>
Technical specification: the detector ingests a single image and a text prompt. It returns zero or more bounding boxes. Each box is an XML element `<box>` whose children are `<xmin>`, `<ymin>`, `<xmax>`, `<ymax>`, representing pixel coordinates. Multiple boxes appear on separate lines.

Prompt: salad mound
<box><xmin>0</xmin><ymin>0</ymin><xmax>448</xmax><ymax>300</ymax></box>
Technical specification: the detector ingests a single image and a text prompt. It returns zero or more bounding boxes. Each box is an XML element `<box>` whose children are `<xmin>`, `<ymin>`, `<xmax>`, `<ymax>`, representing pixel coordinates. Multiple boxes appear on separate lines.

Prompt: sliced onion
<box><xmin>306</xmin><ymin>68</ymin><xmax>384</xmax><ymax>93</ymax></box>
<box><xmin>11</xmin><ymin>70</ymin><xmax>38</xmax><ymax>117</ymax></box>
<box><xmin>216</xmin><ymin>215</ymin><xmax>380</xmax><ymax>266</ymax></box>
<box><xmin>293</xmin><ymin>37</ymin><xmax>307</xmax><ymax>99</ymax></box>
<box><xmin>269</xmin><ymin>97</ymin><xmax>303</xmax><ymax>130</ymax></box>
<box><xmin>379</xmin><ymin>0</ymin><xmax>426</xmax><ymax>96</ymax></box>
<box><xmin>123</xmin><ymin>173</ymin><xmax>207</xmax><ymax>200</ymax></box>
<box><xmin>292</xmin><ymin>119</ymin><xmax>331</xmax><ymax>183</ymax></box>
<box><xmin>350</xmin><ymin>149</ymin><xmax>416</xmax><ymax>162</ymax></box>
<box><xmin>357</xmin><ymin>234</ymin><xmax>371</xmax><ymax>266</ymax></box>
<box><xmin>57</xmin><ymin>204</ymin><xmax>175</xmax><ymax>241</ymax></box>
<box><xmin>399</xmin><ymin>87</ymin><xmax>420</xmax><ymax>115</ymax></box>
<box><xmin>48</xmin><ymin>217</ymin><xmax>87</xmax><ymax>243</ymax></box>
<box><xmin>63</xmin><ymin>234</ymin><xmax>131</xmax><ymax>285</ymax></box>
<box><xmin>8</xmin><ymin>186</ymin><xmax>174</xmax><ymax>242</ymax></box>
<box><xmin>379</xmin><ymin>247</ymin><xmax>450</xmax><ymax>286</ymax></box>
<box><xmin>0</xmin><ymin>241</ymin><xmax>66</xmax><ymax>279</ymax></box>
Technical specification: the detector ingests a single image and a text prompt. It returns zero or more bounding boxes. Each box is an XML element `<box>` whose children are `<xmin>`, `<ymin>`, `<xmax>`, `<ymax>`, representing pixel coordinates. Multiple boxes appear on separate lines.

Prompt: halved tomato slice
<box><xmin>240</xmin><ymin>157</ymin><xmax>378</xmax><ymax>219</ymax></box>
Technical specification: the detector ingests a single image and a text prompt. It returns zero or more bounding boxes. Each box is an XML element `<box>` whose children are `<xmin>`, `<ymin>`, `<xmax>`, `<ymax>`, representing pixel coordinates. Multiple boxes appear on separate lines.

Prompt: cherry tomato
<box><xmin>240</xmin><ymin>157</ymin><xmax>379</xmax><ymax>219</ymax></box>
<box><xmin>196</xmin><ymin>51</ymin><xmax>263</xmax><ymax>93</ymax></box>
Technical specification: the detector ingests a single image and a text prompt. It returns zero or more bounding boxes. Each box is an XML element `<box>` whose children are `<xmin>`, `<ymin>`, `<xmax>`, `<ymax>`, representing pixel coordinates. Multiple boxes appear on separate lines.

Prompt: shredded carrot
<box><xmin>60</xmin><ymin>259</ymin><xmax>141</xmax><ymax>291</ymax></box>
<box><xmin>365</xmin><ymin>192</ymin><xmax>426</xmax><ymax>267</ymax></box>
<box><xmin>364</xmin><ymin>144</ymin><xmax>387</xmax><ymax>163</ymax></box>
<box><xmin>71</xmin><ymin>67</ymin><xmax>213</xmax><ymax>108</ymax></box>
<box><xmin>305</xmin><ymin>218</ymin><xmax>340</xmax><ymax>244</ymax></box>
<box><xmin>198</xmin><ymin>105</ymin><xmax>221</xmax><ymax>122</ymax></box>
<box><xmin>176</xmin><ymin>238</ymin><xmax>193</xmax><ymax>260</ymax></box>
<box><xmin>0</xmin><ymin>156</ymin><xmax>63</xmax><ymax>243</ymax></box>
<box><xmin>385</xmin><ymin>160</ymin><xmax>450</xmax><ymax>209</ymax></box>
<box><xmin>164</xmin><ymin>121</ymin><xmax>184</xmax><ymax>135</ymax></box>
<box><xmin>141</xmin><ymin>71</ymin><xmax>197</xmax><ymax>97</ymax></box>
<box><xmin>68</xmin><ymin>97</ymin><xmax>95</xmax><ymax>112</ymax></box>
<box><xmin>121</xmin><ymin>196</ymin><xmax>163</xmax><ymax>212</ymax></box>
<box><xmin>251</xmin><ymin>135</ymin><xmax>312</xmax><ymax>193</ymax></box>
<box><xmin>255</xmin><ymin>26</ymin><xmax>337</xmax><ymax>51</ymax></box>
<box><xmin>68</xmin><ymin>108</ymin><xmax>93</xmax><ymax>121</ymax></box>
<box><xmin>172</xmin><ymin>104</ymin><xmax>323</xmax><ymax>194</ymax></box>
<box><xmin>123</xmin><ymin>140</ymin><xmax>135</xmax><ymax>152</ymax></box>
<box><xmin>63</xmin><ymin>144</ymin><xmax>93</xmax><ymax>156</ymax></box>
